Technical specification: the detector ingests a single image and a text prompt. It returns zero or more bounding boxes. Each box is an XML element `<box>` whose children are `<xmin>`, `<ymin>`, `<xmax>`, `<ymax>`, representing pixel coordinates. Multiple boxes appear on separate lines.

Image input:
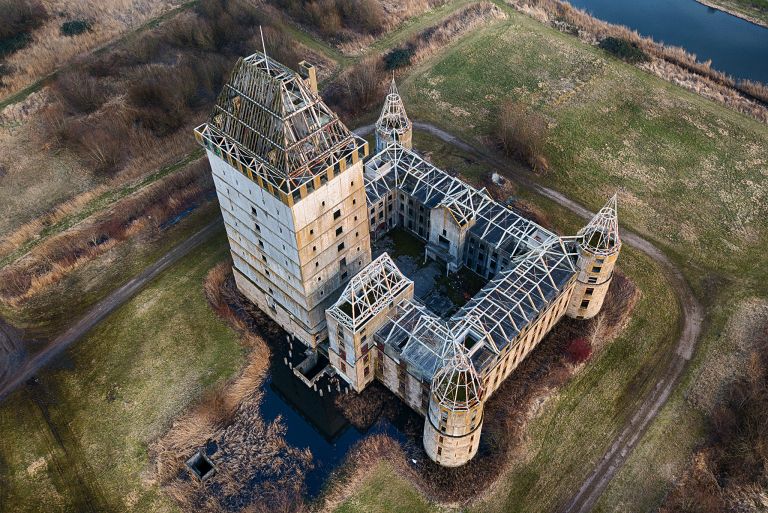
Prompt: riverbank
<box><xmin>507</xmin><ymin>0</ymin><xmax>768</xmax><ymax>123</ymax></box>
<box><xmin>695</xmin><ymin>0</ymin><xmax>768</xmax><ymax>28</ymax></box>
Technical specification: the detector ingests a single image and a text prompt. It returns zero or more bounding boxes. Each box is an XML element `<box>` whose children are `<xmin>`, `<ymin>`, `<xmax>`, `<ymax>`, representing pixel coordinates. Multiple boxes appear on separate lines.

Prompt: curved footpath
<box><xmin>355</xmin><ymin>123</ymin><xmax>703</xmax><ymax>512</ymax></box>
<box><xmin>0</xmin><ymin>124</ymin><xmax>702</xmax><ymax>512</ymax></box>
<box><xmin>0</xmin><ymin>220</ymin><xmax>221</xmax><ymax>402</ymax></box>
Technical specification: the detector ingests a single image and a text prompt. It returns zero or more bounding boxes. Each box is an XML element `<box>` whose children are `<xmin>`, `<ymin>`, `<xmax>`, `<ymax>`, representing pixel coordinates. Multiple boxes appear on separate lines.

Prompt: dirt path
<box><xmin>355</xmin><ymin>123</ymin><xmax>704</xmax><ymax>512</ymax></box>
<box><xmin>0</xmin><ymin>219</ymin><xmax>221</xmax><ymax>402</ymax></box>
<box><xmin>0</xmin><ymin>1</ymin><xmax>198</xmax><ymax>111</ymax></box>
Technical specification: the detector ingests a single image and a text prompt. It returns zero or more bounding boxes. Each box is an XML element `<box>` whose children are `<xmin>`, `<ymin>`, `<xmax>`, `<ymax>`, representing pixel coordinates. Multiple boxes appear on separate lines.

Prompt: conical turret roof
<box><xmin>578</xmin><ymin>194</ymin><xmax>621</xmax><ymax>255</ymax></box>
<box><xmin>431</xmin><ymin>350</ymin><xmax>483</xmax><ymax>411</ymax></box>
<box><xmin>375</xmin><ymin>76</ymin><xmax>411</xmax><ymax>136</ymax></box>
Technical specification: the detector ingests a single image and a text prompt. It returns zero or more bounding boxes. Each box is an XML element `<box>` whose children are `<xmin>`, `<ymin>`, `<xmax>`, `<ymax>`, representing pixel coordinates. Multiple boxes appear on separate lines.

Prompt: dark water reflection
<box><xmin>260</xmin><ymin>343</ymin><xmax>415</xmax><ymax>498</ymax></box>
<box><xmin>566</xmin><ymin>0</ymin><xmax>768</xmax><ymax>83</ymax></box>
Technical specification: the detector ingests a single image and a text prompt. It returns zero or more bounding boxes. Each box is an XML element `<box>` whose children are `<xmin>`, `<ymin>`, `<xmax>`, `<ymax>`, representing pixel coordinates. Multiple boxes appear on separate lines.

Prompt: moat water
<box><xmin>258</xmin><ymin>346</ymin><xmax>414</xmax><ymax>498</ymax></box>
<box><xmin>567</xmin><ymin>0</ymin><xmax>768</xmax><ymax>83</ymax></box>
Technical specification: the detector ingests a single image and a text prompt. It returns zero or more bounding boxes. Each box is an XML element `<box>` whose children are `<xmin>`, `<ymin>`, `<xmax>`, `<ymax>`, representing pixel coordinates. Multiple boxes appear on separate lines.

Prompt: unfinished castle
<box><xmin>195</xmin><ymin>52</ymin><xmax>621</xmax><ymax>467</ymax></box>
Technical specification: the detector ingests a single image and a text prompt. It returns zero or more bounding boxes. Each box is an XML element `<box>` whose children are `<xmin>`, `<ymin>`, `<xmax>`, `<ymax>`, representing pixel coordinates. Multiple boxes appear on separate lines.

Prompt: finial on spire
<box><xmin>259</xmin><ymin>26</ymin><xmax>270</xmax><ymax>74</ymax></box>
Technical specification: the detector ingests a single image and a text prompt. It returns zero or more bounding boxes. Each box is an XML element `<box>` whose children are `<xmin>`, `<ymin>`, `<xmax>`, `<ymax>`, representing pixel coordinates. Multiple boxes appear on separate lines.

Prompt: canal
<box><xmin>566</xmin><ymin>0</ymin><xmax>768</xmax><ymax>83</ymax></box>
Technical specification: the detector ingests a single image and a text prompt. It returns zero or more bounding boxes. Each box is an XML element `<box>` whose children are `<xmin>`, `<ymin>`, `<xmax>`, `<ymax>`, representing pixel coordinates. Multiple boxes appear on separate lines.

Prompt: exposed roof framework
<box><xmin>450</xmin><ymin>238</ymin><xmax>578</xmax><ymax>372</ymax></box>
<box><xmin>375</xmin><ymin>78</ymin><xmax>412</xmax><ymax>138</ymax></box>
<box><xmin>579</xmin><ymin>194</ymin><xmax>621</xmax><ymax>255</ymax></box>
<box><xmin>400</xmin><ymin>314</ymin><xmax>454</xmax><ymax>381</ymax></box>
<box><xmin>365</xmin><ymin>144</ymin><xmax>556</xmax><ymax>255</ymax></box>
<box><xmin>195</xmin><ymin>52</ymin><xmax>363</xmax><ymax>196</ymax></box>
<box><xmin>431</xmin><ymin>351</ymin><xmax>484</xmax><ymax>410</ymax></box>
<box><xmin>328</xmin><ymin>253</ymin><xmax>412</xmax><ymax>331</ymax></box>
<box><xmin>370</xmin><ymin>239</ymin><xmax>578</xmax><ymax>380</ymax></box>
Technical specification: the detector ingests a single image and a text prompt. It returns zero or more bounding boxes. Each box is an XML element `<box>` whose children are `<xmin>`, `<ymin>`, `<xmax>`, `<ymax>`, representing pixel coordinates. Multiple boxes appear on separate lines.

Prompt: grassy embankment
<box><xmin>338</xmin><ymin>4</ymin><xmax>768</xmax><ymax>512</ymax></box>
<box><xmin>696</xmin><ymin>0</ymin><xmax>768</xmax><ymax>27</ymax></box>
<box><xmin>0</xmin><ymin>229</ymin><xmax>244</xmax><ymax>512</ymax></box>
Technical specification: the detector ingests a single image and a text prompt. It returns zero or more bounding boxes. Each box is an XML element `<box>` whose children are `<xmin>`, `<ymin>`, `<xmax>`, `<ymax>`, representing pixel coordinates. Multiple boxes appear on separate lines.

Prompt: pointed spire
<box><xmin>578</xmin><ymin>193</ymin><xmax>621</xmax><ymax>255</ymax></box>
<box><xmin>375</xmin><ymin>75</ymin><xmax>412</xmax><ymax>151</ymax></box>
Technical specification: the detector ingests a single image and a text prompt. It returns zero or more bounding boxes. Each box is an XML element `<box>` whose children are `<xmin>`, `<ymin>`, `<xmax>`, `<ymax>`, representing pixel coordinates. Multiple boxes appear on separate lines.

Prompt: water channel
<box><xmin>566</xmin><ymin>0</ymin><xmax>768</xmax><ymax>83</ymax></box>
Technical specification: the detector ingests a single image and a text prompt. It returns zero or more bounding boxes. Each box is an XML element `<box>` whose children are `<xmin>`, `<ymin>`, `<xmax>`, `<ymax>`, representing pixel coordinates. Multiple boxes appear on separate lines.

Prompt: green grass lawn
<box><xmin>399</xmin><ymin>6</ymin><xmax>768</xmax><ymax>296</ymax></box>
<box><xmin>0</xmin><ymin>228</ymin><xmax>244</xmax><ymax>512</ymax></box>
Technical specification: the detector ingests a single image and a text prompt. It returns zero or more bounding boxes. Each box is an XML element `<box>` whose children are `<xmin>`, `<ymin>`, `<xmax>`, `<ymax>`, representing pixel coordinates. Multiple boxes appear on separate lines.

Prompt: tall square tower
<box><xmin>195</xmin><ymin>53</ymin><xmax>372</xmax><ymax>348</ymax></box>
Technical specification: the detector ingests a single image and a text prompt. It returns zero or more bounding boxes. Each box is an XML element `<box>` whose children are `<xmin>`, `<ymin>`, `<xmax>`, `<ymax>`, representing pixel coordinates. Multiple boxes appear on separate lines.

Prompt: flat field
<box><xmin>0</xmin><ymin>228</ymin><xmax>242</xmax><ymax>512</ymax></box>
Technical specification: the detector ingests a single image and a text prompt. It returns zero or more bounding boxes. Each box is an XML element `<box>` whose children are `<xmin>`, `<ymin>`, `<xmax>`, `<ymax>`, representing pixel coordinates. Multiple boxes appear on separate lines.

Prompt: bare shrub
<box><xmin>128</xmin><ymin>65</ymin><xmax>196</xmax><ymax>136</ymax></box>
<box><xmin>737</xmin><ymin>78</ymin><xmax>768</xmax><ymax>104</ymax></box>
<box><xmin>270</xmin><ymin>0</ymin><xmax>449</xmax><ymax>48</ymax></box>
<box><xmin>53</xmin><ymin>70</ymin><xmax>107</xmax><ymax>114</ymax></box>
<box><xmin>565</xmin><ymin>337</ymin><xmax>592</xmax><ymax>363</ymax></box>
<box><xmin>497</xmin><ymin>100</ymin><xmax>550</xmax><ymax>173</ymax></box>
<box><xmin>325</xmin><ymin>55</ymin><xmax>386</xmax><ymax>117</ymax></box>
<box><xmin>0</xmin><ymin>0</ymin><xmax>47</xmax><ymax>57</ymax></box>
<box><xmin>660</xmin><ymin>325</ymin><xmax>768</xmax><ymax>513</ymax></box>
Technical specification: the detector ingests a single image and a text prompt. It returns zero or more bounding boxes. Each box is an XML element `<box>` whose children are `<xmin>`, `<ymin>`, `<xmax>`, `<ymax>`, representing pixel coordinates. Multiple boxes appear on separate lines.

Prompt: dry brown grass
<box><xmin>0</xmin><ymin>159</ymin><xmax>213</xmax><ymax>304</ymax></box>
<box><xmin>320</xmin><ymin>434</ymin><xmax>409</xmax><ymax>512</ymax></box>
<box><xmin>507</xmin><ymin>0</ymin><xmax>768</xmax><ymax>123</ymax></box>
<box><xmin>0</xmin><ymin>0</ymin><xmax>183</xmax><ymax>96</ymax></box>
<box><xmin>660</xmin><ymin>323</ymin><xmax>768</xmax><ymax>513</ymax></box>
<box><xmin>154</xmin><ymin>266</ymin><xmax>315</xmax><ymax>513</ymax></box>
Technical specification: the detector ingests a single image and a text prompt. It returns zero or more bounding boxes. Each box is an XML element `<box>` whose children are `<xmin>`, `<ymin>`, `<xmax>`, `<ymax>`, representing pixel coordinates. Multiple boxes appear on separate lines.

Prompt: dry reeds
<box><xmin>154</xmin><ymin>265</ymin><xmax>315</xmax><ymax>513</ymax></box>
<box><xmin>507</xmin><ymin>0</ymin><xmax>768</xmax><ymax>122</ymax></box>
<box><xmin>660</xmin><ymin>325</ymin><xmax>768</xmax><ymax>513</ymax></box>
<box><xmin>0</xmin><ymin>159</ymin><xmax>213</xmax><ymax>304</ymax></box>
<box><xmin>496</xmin><ymin>99</ymin><xmax>550</xmax><ymax>173</ymax></box>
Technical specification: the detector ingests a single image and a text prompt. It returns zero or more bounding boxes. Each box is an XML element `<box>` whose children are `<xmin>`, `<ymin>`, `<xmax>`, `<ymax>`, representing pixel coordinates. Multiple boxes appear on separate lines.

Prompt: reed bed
<box><xmin>155</xmin><ymin>265</ymin><xmax>316</xmax><ymax>513</ymax></box>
